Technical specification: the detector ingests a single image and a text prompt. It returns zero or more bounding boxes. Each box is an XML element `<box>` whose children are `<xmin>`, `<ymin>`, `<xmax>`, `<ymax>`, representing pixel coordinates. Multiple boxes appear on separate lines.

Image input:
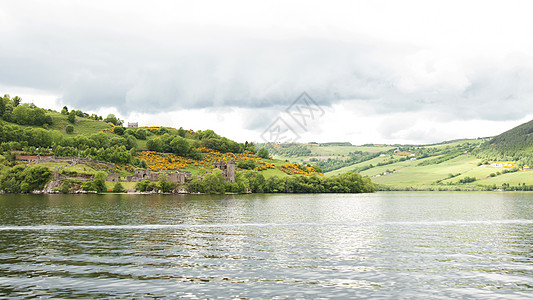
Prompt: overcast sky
<box><xmin>2</xmin><ymin>0</ymin><xmax>533</xmax><ymax>144</ymax></box>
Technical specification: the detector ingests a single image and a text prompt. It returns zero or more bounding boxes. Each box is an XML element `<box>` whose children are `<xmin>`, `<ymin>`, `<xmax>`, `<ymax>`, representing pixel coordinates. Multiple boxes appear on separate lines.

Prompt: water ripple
<box><xmin>0</xmin><ymin>219</ymin><xmax>532</xmax><ymax>231</ymax></box>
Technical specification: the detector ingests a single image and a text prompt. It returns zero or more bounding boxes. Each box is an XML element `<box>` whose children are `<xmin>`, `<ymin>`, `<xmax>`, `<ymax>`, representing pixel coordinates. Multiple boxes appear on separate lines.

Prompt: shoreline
<box><xmin>14</xmin><ymin>189</ymin><xmax>533</xmax><ymax>195</ymax></box>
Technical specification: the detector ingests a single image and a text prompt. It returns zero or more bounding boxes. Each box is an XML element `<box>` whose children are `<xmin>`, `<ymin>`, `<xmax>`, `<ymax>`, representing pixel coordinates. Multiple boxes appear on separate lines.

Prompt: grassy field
<box><xmin>35</xmin><ymin>162</ymin><xmax>69</xmax><ymax>169</ymax></box>
<box><xmin>325</xmin><ymin>156</ymin><xmax>392</xmax><ymax>177</ymax></box>
<box><xmin>476</xmin><ymin>170</ymin><xmax>533</xmax><ymax>186</ymax></box>
<box><xmin>47</xmin><ymin>111</ymin><xmax>113</xmax><ymax>136</ymax></box>
<box><xmin>330</xmin><ymin>152</ymin><xmax>533</xmax><ymax>188</ymax></box>
<box><xmin>365</xmin><ymin>155</ymin><xmax>482</xmax><ymax>185</ymax></box>
<box><xmin>280</xmin><ymin>138</ymin><xmax>533</xmax><ymax>189</ymax></box>
<box><xmin>105</xmin><ymin>181</ymin><xmax>137</xmax><ymax>191</ymax></box>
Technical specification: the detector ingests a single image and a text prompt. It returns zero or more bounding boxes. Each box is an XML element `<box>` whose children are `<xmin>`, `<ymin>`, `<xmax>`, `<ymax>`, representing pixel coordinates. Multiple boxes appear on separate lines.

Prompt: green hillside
<box><xmin>276</xmin><ymin>134</ymin><xmax>533</xmax><ymax>190</ymax></box>
<box><xmin>0</xmin><ymin>94</ymin><xmax>375</xmax><ymax>194</ymax></box>
<box><xmin>5</xmin><ymin>91</ymin><xmax>533</xmax><ymax>193</ymax></box>
<box><xmin>474</xmin><ymin>119</ymin><xmax>533</xmax><ymax>165</ymax></box>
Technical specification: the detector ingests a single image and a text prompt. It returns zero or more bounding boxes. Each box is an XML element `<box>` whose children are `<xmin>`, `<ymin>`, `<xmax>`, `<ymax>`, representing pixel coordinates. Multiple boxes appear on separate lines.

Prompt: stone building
<box><xmin>128</xmin><ymin>122</ymin><xmax>138</xmax><ymax>128</ymax></box>
<box><xmin>214</xmin><ymin>159</ymin><xmax>236</xmax><ymax>182</ymax></box>
<box><xmin>107</xmin><ymin>169</ymin><xmax>192</xmax><ymax>184</ymax></box>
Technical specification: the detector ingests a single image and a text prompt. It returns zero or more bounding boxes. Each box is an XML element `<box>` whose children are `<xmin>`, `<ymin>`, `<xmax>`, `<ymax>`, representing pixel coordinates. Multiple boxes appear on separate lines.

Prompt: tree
<box><xmin>82</xmin><ymin>171</ymin><xmax>107</xmax><ymax>192</ymax></box>
<box><xmin>104</xmin><ymin>114</ymin><xmax>123</xmax><ymax>126</ymax></box>
<box><xmin>0</xmin><ymin>165</ymin><xmax>51</xmax><ymax>193</ymax></box>
<box><xmin>177</xmin><ymin>127</ymin><xmax>186</xmax><ymax>137</ymax></box>
<box><xmin>12</xmin><ymin>96</ymin><xmax>21</xmax><ymax>107</ymax></box>
<box><xmin>170</xmin><ymin>136</ymin><xmax>190</xmax><ymax>156</ymax></box>
<box><xmin>66</xmin><ymin>125</ymin><xmax>74</xmax><ymax>134</ymax></box>
<box><xmin>147</xmin><ymin>137</ymin><xmax>164</xmax><ymax>152</ymax></box>
<box><xmin>61</xmin><ymin>106</ymin><xmax>68</xmax><ymax>115</ymax></box>
<box><xmin>135</xmin><ymin>128</ymin><xmax>147</xmax><ymax>140</ymax></box>
<box><xmin>44</xmin><ymin>115</ymin><xmax>53</xmax><ymax>126</ymax></box>
<box><xmin>248</xmin><ymin>172</ymin><xmax>265</xmax><ymax>193</ymax></box>
<box><xmin>257</xmin><ymin>148</ymin><xmax>269</xmax><ymax>159</ymax></box>
<box><xmin>126</xmin><ymin>135</ymin><xmax>137</xmax><ymax>150</ymax></box>
<box><xmin>244</xmin><ymin>141</ymin><xmax>257</xmax><ymax>154</ymax></box>
<box><xmin>113</xmin><ymin>126</ymin><xmax>125</xmax><ymax>135</ymax></box>
<box><xmin>189</xmin><ymin>148</ymin><xmax>203</xmax><ymax>160</ymax></box>
<box><xmin>135</xmin><ymin>180</ymin><xmax>151</xmax><ymax>192</ymax></box>
<box><xmin>237</xmin><ymin>159</ymin><xmax>256</xmax><ymax>170</ymax></box>
<box><xmin>68</xmin><ymin>111</ymin><xmax>76</xmax><ymax>123</ymax></box>
<box><xmin>21</xmin><ymin>165</ymin><xmax>52</xmax><ymax>192</ymax></box>
<box><xmin>12</xmin><ymin>105</ymin><xmax>48</xmax><ymax>126</ymax></box>
<box><xmin>202</xmin><ymin>169</ymin><xmax>226</xmax><ymax>193</ymax></box>
<box><xmin>0</xmin><ymin>98</ymin><xmax>5</xmax><ymax>117</ymax></box>
<box><xmin>112</xmin><ymin>182</ymin><xmax>125</xmax><ymax>193</ymax></box>
<box><xmin>158</xmin><ymin>176</ymin><xmax>175</xmax><ymax>193</ymax></box>
<box><xmin>11</xmin><ymin>105</ymin><xmax>30</xmax><ymax>125</ymax></box>
<box><xmin>140</xmin><ymin>159</ymin><xmax>147</xmax><ymax>168</ymax></box>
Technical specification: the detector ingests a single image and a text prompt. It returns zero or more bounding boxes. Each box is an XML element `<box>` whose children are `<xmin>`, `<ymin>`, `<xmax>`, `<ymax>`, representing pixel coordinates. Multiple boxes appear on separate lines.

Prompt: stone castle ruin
<box><xmin>106</xmin><ymin>169</ymin><xmax>192</xmax><ymax>184</ymax></box>
<box><xmin>214</xmin><ymin>159</ymin><xmax>236</xmax><ymax>182</ymax></box>
<box><xmin>21</xmin><ymin>153</ymin><xmax>236</xmax><ymax>187</ymax></box>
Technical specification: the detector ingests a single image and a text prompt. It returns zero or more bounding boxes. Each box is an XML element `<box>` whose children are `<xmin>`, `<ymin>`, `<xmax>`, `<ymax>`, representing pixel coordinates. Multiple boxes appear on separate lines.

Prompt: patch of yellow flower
<box><xmin>137</xmin><ymin>151</ymin><xmax>194</xmax><ymax>172</ymax></box>
<box><xmin>98</xmin><ymin>128</ymin><xmax>113</xmax><ymax>133</ymax></box>
<box><xmin>134</xmin><ymin>147</ymin><xmax>275</xmax><ymax>172</ymax></box>
<box><xmin>278</xmin><ymin>163</ymin><xmax>323</xmax><ymax>176</ymax></box>
<box><xmin>197</xmin><ymin>148</ymin><xmax>275</xmax><ymax>171</ymax></box>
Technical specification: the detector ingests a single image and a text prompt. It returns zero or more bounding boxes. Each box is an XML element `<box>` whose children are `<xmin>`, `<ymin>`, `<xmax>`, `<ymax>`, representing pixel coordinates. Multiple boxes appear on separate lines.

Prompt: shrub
<box><xmin>257</xmin><ymin>148</ymin><xmax>269</xmax><ymax>159</ymax></box>
<box><xmin>66</xmin><ymin>125</ymin><xmax>74</xmax><ymax>134</ymax></box>
<box><xmin>68</xmin><ymin>111</ymin><xmax>76</xmax><ymax>123</ymax></box>
<box><xmin>113</xmin><ymin>126</ymin><xmax>125</xmax><ymax>135</ymax></box>
<box><xmin>112</xmin><ymin>182</ymin><xmax>125</xmax><ymax>192</ymax></box>
<box><xmin>82</xmin><ymin>172</ymin><xmax>107</xmax><ymax>192</ymax></box>
<box><xmin>237</xmin><ymin>159</ymin><xmax>256</xmax><ymax>170</ymax></box>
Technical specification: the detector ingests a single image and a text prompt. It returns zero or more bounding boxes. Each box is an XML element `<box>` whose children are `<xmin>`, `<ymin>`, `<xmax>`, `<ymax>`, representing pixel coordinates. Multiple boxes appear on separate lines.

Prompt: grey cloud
<box><xmin>2</xmin><ymin>1</ymin><xmax>533</xmax><ymax>128</ymax></box>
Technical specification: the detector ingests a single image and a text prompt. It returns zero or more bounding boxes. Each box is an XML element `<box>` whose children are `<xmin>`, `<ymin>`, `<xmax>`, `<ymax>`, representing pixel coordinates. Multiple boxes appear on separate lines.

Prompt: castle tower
<box><xmin>214</xmin><ymin>159</ymin><xmax>236</xmax><ymax>183</ymax></box>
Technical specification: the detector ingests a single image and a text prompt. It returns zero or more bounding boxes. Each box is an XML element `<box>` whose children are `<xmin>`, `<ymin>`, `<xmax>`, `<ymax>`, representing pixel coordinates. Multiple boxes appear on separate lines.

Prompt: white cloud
<box><xmin>2</xmin><ymin>0</ymin><xmax>533</xmax><ymax>144</ymax></box>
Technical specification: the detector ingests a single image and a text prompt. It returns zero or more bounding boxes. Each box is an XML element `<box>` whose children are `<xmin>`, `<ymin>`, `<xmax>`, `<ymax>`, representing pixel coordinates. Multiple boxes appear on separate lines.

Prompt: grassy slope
<box><xmin>324</xmin><ymin>156</ymin><xmax>391</xmax><ymax>177</ymax></box>
<box><xmin>480</xmin><ymin>119</ymin><xmax>533</xmax><ymax>153</ymax></box>
<box><xmin>425</xmin><ymin>139</ymin><xmax>486</xmax><ymax>149</ymax></box>
<box><xmin>1</xmin><ymin>109</ymin><xmax>313</xmax><ymax>190</ymax></box>
<box><xmin>478</xmin><ymin>170</ymin><xmax>533</xmax><ymax>185</ymax></box>
<box><xmin>47</xmin><ymin>111</ymin><xmax>113</xmax><ymax>136</ymax></box>
<box><xmin>298</xmin><ymin>137</ymin><xmax>533</xmax><ymax>188</ymax></box>
<box><xmin>366</xmin><ymin>155</ymin><xmax>481</xmax><ymax>185</ymax></box>
<box><xmin>275</xmin><ymin>145</ymin><xmax>394</xmax><ymax>165</ymax></box>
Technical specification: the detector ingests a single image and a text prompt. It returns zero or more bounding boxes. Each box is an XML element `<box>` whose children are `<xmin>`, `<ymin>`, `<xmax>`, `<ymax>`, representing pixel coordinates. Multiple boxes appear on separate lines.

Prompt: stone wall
<box><xmin>36</xmin><ymin>156</ymin><xmax>116</xmax><ymax>170</ymax></box>
<box><xmin>107</xmin><ymin>168</ymin><xmax>192</xmax><ymax>184</ymax></box>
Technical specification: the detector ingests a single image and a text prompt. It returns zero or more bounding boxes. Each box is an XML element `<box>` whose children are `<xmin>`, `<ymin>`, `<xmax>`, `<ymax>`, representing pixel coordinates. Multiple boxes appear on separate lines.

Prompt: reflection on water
<box><xmin>0</xmin><ymin>192</ymin><xmax>532</xmax><ymax>298</ymax></box>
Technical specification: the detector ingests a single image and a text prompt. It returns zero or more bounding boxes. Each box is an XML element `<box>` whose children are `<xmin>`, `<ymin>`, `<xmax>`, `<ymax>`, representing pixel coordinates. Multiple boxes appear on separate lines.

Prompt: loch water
<box><xmin>0</xmin><ymin>192</ymin><xmax>532</xmax><ymax>298</ymax></box>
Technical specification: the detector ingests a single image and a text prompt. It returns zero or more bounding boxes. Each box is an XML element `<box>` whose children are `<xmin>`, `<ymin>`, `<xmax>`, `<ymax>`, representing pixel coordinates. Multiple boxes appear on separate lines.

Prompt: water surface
<box><xmin>0</xmin><ymin>192</ymin><xmax>532</xmax><ymax>298</ymax></box>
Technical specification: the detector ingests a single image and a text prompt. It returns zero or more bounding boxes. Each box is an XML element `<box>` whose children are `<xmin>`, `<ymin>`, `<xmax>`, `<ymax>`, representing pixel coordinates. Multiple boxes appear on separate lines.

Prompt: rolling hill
<box><xmin>272</xmin><ymin>118</ymin><xmax>533</xmax><ymax>190</ymax></box>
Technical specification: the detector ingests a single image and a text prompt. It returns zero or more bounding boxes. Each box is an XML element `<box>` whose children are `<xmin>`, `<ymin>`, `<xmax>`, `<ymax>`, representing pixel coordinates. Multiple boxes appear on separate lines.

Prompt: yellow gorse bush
<box><xmin>135</xmin><ymin>147</ymin><xmax>275</xmax><ymax>172</ymax></box>
<box><xmin>278</xmin><ymin>163</ymin><xmax>323</xmax><ymax>176</ymax></box>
